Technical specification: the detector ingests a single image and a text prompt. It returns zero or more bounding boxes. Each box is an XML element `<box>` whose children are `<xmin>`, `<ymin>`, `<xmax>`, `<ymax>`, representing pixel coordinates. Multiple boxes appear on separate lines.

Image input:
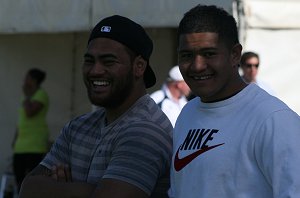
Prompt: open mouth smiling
<box><xmin>191</xmin><ymin>74</ymin><xmax>213</xmax><ymax>80</ymax></box>
<box><xmin>92</xmin><ymin>80</ymin><xmax>110</xmax><ymax>86</ymax></box>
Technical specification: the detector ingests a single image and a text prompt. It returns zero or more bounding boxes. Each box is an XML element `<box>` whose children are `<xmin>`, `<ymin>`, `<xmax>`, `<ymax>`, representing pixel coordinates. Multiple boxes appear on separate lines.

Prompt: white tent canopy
<box><xmin>0</xmin><ymin>0</ymin><xmax>232</xmax><ymax>33</ymax></box>
<box><xmin>242</xmin><ymin>0</ymin><xmax>300</xmax><ymax>115</ymax></box>
<box><xmin>244</xmin><ymin>0</ymin><xmax>300</xmax><ymax>29</ymax></box>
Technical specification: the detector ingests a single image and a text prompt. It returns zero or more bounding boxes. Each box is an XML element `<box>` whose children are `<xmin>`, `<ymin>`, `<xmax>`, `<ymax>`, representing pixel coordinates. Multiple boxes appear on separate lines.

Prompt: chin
<box><xmin>88</xmin><ymin>95</ymin><xmax>104</xmax><ymax>107</ymax></box>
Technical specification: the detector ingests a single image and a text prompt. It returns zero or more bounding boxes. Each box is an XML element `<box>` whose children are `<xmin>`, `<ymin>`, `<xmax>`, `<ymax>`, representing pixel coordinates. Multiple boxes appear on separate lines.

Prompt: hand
<box><xmin>51</xmin><ymin>164</ymin><xmax>72</xmax><ymax>182</ymax></box>
<box><xmin>22</xmin><ymin>84</ymin><xmax>33</xmax><ymax>97</ymax></box>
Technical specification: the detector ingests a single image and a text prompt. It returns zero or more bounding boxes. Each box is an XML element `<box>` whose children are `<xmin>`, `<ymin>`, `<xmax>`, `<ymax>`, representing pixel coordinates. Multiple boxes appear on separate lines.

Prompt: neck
<box><xmin>105</xmin><ymin>86</ymin><xmax>147</xmax><ymax>125</ymax></box>
<box><xmin>242</xmin><ymin>76</ymin><xmax>256</xmax><ymax>83</ymax></box>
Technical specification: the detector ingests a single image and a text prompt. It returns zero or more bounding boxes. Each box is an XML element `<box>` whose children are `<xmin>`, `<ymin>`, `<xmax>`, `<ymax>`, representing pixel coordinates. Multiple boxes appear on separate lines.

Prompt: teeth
<box><xmin>194</xmin><ymin>75</ymin><xmax>212</xmax><ymax>80</ymax></box>
<box><xmin>92</xmin><ymin>81</ymin><xmax>109</xmax><ymax>86</ymax></box>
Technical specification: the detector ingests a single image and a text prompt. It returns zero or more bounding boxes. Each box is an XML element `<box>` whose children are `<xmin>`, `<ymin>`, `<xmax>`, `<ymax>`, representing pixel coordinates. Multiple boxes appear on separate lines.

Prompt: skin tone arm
<box><xmin>19</xmin><ymin>164</ymin><xmax>148</xmax><ymax>198</ymax></box>
<box><xmin>22</xmin><ymin>74</ymin><xmax>44</xmax><ymax>117</ymax></box>
<box><xmin>23</xmin><ymin>99</ymin><xmax>44</xmax><ymax>117</ymax></box>
<box><xmin>19</xmin><ymin>164</ymin><xmax>94</xmax><ymax>198</ymax></box>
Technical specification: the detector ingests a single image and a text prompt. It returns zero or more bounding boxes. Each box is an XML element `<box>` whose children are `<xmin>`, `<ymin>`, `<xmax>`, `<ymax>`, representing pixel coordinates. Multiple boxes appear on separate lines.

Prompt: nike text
<box><xmin>180</xmin><ymin>128</ymin><xmax>219</xmax><ymax>151</ymax></box>
<box><xmin>174</xmin><ymin>128</ymin><xmax>224</xmax><ymax>171</ymax></box>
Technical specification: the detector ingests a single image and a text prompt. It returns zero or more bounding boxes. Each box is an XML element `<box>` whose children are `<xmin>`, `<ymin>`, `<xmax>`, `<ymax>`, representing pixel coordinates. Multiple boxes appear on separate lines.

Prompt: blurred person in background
<box><xmin>240</xmin><ymin>51</ymin><xmax>276</xmax><ymax>96</ymax></box>
<box><xmin>12</xmin><ymin>68</ymin><xmax>49</xmax><ymax>192</ymax></box>
<box><xmin>151</xmin><ymin>65</ymin><xmax>190</xmax><ymax>127</ymax></box>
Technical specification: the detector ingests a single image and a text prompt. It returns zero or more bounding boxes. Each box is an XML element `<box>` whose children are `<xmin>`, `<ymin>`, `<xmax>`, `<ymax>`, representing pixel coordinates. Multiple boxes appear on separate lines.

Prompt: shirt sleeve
<box><xmin>40</xmin><ymin>122</ymin><xmax>71</xmax><ymax>169</ymax></box>
<box><xmin>103</xmin><ymin>121</ymin><xmax>172</xmax><ymax>196</ymax></box>
<box><xmin>254</xmin><ymin>109</ymin><xmax>300</xmax><ymax>197</ymax></box>
<box><xmin>32</xmin><ymin>89</ymin><xmax>48</xmax><ymax>105</ymax></box>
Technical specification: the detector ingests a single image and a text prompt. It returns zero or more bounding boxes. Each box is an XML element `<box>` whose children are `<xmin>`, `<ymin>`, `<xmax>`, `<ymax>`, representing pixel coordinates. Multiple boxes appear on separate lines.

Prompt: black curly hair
<box><xmin>178</xmin><ymin>4</ymin><xmax>240</xmax><ymax>48</ymax></box>
<box><xmin>28</xmin><ymin>68</ymin><xmax>46</xmax><ymax>86</ymax></box>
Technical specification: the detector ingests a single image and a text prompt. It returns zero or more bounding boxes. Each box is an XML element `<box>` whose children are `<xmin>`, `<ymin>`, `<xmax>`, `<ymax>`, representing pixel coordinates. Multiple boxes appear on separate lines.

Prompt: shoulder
<box><xmin>240</xmin><ymin>84</ymin><xmax>299</xmax><ymax>132</ymax></box>
<box><xmin>256</xmin><ymin>79</ymin><xmax>277</xmax><ymax>96</ymax></box>
<box><xmin>254</xmin><ymin>87</ymin><xmax>290</xmax><ymax>116</ymax></box>
<box><xmin>115</xmin><ymin>95</ymin><xmax>173</xmax><ymax>143</ymax></box>
<box><xmin>35</xmin><ymin>88</ymin><xmax>48</xmax><ymax>96</ymax></box>
<box><xmin>120</xmin><ymin>119</ymin><xmax>172</xmax><ymax>139</ymax></box>
<box><xmin>32</xmin><ymin>88</ymin><xmax>48</xmax><ymax>102</ymax></box>
<box><xmin>62</xmin><ymin>108</ymin><xmax>105</xmax><ymax>135</ymax></box>
<box><xmin>257</xmin><ymin>96</ymin><xmax>299</xmax><ymax>128</ymax></box>
<box><xmin>74</xmin><ymin>108</ymin><xmax>105</xmax><ymax>124</ymax></box>
<box><xmin>179</xmin><ymin>97</ymin><xmax>199</xmax><ymax>113</ymax></box>
<box><xmin>117</xmin><ymin>118</ymin><xmax>172</xmax><ymax>146</ymax></box>
<box><xmin>129</xmin><ymin>95</ymin><xmax>173</xmax><ymax>133</ymax></box>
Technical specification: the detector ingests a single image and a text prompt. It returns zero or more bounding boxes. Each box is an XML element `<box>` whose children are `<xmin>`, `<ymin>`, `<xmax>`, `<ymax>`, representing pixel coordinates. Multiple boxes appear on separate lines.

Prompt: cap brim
<box><xmin>144</xmin><ymin>65</ymin><xmax>156</xmax><ymax>88</ymax></box>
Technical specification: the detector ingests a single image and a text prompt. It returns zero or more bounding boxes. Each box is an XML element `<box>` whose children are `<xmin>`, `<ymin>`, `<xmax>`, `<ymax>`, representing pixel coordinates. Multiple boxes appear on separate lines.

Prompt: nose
<box><xmin>191</xmin><ymin>54</ymin><xmax>207</xmax><ymax>72</ymax></box>
<box><xmin>89</xmin><ymin>61</ymin><xmax>106</xmax><ymax>75</ymax></box>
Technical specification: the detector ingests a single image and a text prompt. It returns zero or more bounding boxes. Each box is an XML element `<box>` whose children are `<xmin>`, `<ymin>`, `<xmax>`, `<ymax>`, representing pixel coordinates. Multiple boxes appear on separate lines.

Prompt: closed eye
<box><xmin>102</xmin><ymin>58</ymin><xmax>119</xmax><ymax>66</ymax></box>
<box><xmin>83</xmin><ymin>56</ymin><xmax>95</xmax><ymax>65</ymax></box>
<box><xmin>202</xmin><ymin>51</ymin><xmax>216</xmax><ymax>58</ymax></box>
<box><xmin>178</xmin><ymin>51</ymin><xmax>194</xmax><ymax>63</ymax></box>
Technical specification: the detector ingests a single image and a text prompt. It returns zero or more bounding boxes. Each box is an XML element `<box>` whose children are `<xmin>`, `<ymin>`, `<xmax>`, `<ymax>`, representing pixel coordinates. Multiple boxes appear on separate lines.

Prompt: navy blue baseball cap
<box><xmin>88</xmin><ymin>15</ymin><xmax>156</xmax><ymax>88</ymax></box>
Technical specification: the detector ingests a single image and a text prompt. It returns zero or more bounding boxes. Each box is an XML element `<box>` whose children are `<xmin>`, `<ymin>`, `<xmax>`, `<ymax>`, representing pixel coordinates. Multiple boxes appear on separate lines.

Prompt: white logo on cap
<box><xmin>101</xmin><ymin>26</ymin><xmax>111</xmax><ymax>32</ymax></box>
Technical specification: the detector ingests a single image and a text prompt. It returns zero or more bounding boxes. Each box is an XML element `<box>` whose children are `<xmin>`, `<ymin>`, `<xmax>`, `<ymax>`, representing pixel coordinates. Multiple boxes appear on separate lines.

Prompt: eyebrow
<box><xmin>83</xmin><ymin>53</ymin><xmax>117</xmax><ymax>59</ymax></box>
<box><xmin>178</xmin><ymin>47</ymin><xmax>217</xmax><ymax>53</ymax></box>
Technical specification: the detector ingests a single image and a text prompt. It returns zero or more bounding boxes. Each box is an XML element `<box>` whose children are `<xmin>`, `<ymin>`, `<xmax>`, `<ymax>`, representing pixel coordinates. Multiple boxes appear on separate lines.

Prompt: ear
<box><xmin>230</xmin><ymin>43</ymin><xmax>242</xmax><ymax>67</ymax></box>
<box><xmin>133</xmin><ymin>55</ymin><xmax>147</xmax><ymax>78</ymax></box>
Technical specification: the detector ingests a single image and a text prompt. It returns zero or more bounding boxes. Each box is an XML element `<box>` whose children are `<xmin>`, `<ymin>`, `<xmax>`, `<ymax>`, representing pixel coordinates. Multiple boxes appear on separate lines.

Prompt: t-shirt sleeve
<box><xmin>103</xmin><ymin>121</ymin><xmax>172</xmax><ymax>196</ymax></box>
<box><xmin>40</xmin><ymin>122</ymin><xmax>71</xmax><ymax>169</ymax></box>
<box><xmin>254</xmin><ymin>109</ymin><xmax>300</xmax><ymax>197</ymax></box>
<box><xmin>32</xmin><ymin>89</ymin><xmax>48</xmax><ymax>105</ymax></box>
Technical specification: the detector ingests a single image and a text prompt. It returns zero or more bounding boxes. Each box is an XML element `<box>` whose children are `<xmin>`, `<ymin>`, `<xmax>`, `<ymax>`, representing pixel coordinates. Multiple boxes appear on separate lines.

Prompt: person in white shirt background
<box><xmin>151</xmin><ymin>66</ymin><xmax>190</xmax><ymax>127</ymax></box>
<box><xmin>240</xmin><ymin>51</ymin><xmax>276</xmax><ymax>96</ymax></box>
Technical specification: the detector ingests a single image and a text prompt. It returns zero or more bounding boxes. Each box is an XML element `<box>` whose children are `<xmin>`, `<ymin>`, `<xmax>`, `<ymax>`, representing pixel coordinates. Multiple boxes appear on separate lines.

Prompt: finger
<box><xmin>56</xmin><ymin>164</ymin><xmax>67</xmax><ymax>182</ymax></box>
<box><xmin>64</xmin><ymin>164</ymin><xmax>72</xmax><ymax>182</ymax></box>
<box><xmin>51</xmin><ymin>166</ymin><xmax>58</xmax><ymax>180</ymax></box>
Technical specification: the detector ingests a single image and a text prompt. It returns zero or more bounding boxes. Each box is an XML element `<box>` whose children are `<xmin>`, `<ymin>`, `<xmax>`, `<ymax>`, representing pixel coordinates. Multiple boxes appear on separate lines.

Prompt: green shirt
<box><xmin>14</xmin><ymin>88</ymin><xmax>49</xmax><ymax>153</ymax></box>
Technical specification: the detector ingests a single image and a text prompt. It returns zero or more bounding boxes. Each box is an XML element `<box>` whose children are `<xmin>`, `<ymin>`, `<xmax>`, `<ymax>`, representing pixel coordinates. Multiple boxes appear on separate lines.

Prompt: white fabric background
<box><xmin>243</xmin><ymin>0</ymin><xmax>300</xmax><ymax>115</ymax></box>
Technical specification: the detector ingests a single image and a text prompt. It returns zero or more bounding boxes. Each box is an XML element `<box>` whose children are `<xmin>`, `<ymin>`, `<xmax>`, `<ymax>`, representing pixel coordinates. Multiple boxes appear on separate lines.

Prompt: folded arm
<box><xmin>19</xmin><ymin>164</ymin><xmax>148</xmax><ymax>198</ymax></box>
<box><xmin>23</xmin><ymin>99</ymin><xmax>43</xmax><ymax>117</ymax></box>
<box><xmin>19</xmin><ymin>164</ymin><xmax>95</xmax><ymax>198</ymax></box>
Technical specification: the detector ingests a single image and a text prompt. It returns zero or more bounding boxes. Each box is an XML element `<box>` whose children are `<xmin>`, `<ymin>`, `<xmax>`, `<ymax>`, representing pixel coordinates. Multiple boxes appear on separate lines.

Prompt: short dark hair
<box><xmin>240</xmin><ymin>51</ymin><xmax>259</xmax><ymax>65</ymax></box>
<box><xmin>28</xmin><ymin>68</ymin><xmax>46</xmax><ymax>85</ymax></box>
<box><xmin>178</xmin><ymin>4</ymin><xmax>240</xmax><ymax>48</ymax></box>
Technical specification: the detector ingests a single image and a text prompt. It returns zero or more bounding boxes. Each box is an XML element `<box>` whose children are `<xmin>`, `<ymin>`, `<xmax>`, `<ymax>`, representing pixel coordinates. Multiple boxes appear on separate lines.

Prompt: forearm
<box><xmin>23</xmin><ymin>99</ymin><xmax>35</xmax><ymax>117</ymax></box>
<box><xmin>19</xmin><ymin>175</ymin><xmax>96</xmax><ymax>198</ymax></box>
<box><xmin>22</xmin><ymin>98</ymin><xmax>44</xmax><ymax>117</ymax></box>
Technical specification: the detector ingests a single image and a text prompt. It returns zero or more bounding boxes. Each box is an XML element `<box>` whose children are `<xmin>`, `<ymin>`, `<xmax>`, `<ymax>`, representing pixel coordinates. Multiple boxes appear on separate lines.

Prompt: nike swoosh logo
<box><xmin>174</xmin><ymin>143</ymin><xmax>224</xmax><ymax>171</ymax></box>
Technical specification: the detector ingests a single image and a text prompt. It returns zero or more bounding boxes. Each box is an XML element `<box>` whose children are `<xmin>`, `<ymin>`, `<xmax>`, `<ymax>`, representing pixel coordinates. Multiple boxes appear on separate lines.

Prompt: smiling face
<box><xmin>178</xmin><ymin>32</ymin><xmax>244</xmax><ymax>103</ymax></box>
<box><xmin>82</xmin><ymin>38</ymin><xmax>136</xmax><ymax>108</ymax></box>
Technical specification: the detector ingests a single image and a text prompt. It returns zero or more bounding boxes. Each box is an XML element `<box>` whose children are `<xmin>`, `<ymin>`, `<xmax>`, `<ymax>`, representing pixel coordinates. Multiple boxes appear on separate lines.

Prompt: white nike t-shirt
<box><xmin>169</xmin><ymin>84</ymin><xmax>300</xmax><ymax>198</ymax></box>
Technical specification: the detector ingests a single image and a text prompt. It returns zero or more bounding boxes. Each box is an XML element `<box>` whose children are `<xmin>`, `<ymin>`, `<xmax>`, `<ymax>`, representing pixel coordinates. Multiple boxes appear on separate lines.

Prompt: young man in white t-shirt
<box><xmin>169</xmin><ymin>4</ymin><xmax>300</xmax><ymax>198</ymax></box>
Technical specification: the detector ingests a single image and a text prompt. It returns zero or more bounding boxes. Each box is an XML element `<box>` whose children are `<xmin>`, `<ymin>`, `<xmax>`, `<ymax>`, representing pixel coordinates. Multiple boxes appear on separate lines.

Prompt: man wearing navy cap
<box><xmin>19</xmin><ymin>15</ymin><xmax>173</xmax><ymax>198</ymax></box>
